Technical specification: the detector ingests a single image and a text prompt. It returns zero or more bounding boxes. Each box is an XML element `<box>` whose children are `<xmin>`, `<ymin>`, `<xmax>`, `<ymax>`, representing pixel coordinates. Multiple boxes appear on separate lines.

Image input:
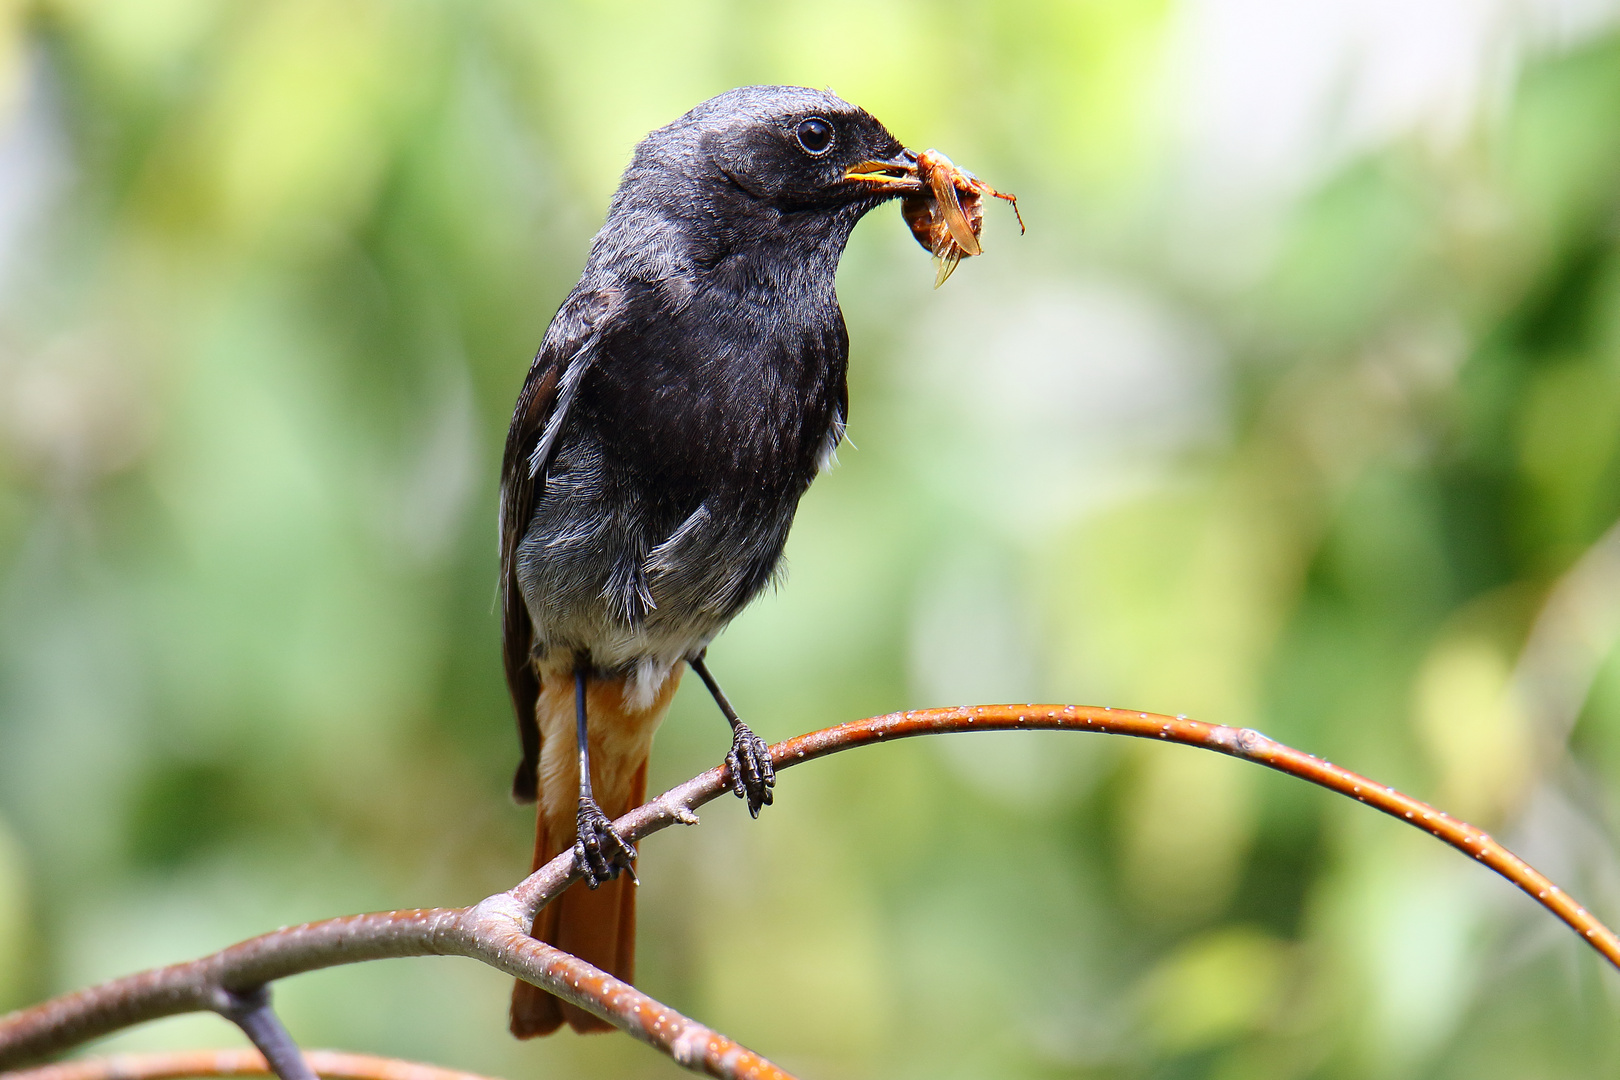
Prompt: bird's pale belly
<box><xmin>513</xmin><ymin>440</ymin><xmax>803</xmax><ymax>709</ymax></box>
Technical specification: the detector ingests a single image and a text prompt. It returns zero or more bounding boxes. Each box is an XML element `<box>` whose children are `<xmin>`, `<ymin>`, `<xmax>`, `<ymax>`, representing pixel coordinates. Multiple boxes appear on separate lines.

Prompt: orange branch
<box><xmin>0</xmin><ymin>1049</ymin><xmax>498</xmax><ymax>1080</ymax></box>
<box><xmin>799</xmin><ymin>706</ymin><xmax>1620</xmax><ymax>968</ymax></box>
<box><xmin>3</xmin><ymin>704</ymin><xmax>1614</xmax><ymax>1080</ymax></box>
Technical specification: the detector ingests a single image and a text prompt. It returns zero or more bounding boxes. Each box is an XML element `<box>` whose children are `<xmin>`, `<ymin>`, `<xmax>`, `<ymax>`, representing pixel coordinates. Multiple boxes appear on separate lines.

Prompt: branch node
<box><xmin>466</xmin><ymin>892</ymin><xmax>527</xmax><ymax>928</ymax></box>
<box><xmin>209</xmin><ymin>984</ymin><xmax>268</xmax><ymax>1021</ymax></box>
<box><xmin>1208</xmin><ymin>724</ymin><xmax>1270</xmax><ymax>757</ymax></box>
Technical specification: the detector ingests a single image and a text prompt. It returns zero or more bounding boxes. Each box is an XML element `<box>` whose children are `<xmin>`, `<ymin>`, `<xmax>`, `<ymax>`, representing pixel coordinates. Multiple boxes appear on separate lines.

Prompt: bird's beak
<box><xmin>843</xmin><ymin>148</ymin><xmax>923</xmax><ymax>193</ymax></box>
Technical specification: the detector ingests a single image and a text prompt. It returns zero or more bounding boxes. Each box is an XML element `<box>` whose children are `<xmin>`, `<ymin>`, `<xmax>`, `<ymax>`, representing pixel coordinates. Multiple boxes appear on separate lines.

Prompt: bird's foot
<box><xmin>574</xmin><ymin>798</ymin><xmax>637</xmax><ymax>888</ymax></box>
<box><xmin>726</xmin><ymin>722</ymin><xmax>776</xmax><ymax>818</ymax></box>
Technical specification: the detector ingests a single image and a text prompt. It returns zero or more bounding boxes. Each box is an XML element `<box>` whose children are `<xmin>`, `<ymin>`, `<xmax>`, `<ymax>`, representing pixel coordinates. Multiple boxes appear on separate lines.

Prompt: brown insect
<box><xmin>902</xmin><ymin>149</ymin><xmax>1024</xmax><ymax>287</ymax></box>
<box><xmin>845</xmin><ymin>146</ymin><xmax>1025</xmax><ymax>287</ymax></box>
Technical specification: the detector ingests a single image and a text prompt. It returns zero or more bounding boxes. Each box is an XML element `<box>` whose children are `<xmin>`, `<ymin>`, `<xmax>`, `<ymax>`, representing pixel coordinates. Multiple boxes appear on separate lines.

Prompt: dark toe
<box><xmin>728</xmin><ymin>724</ymin><xmax>776</xmax><ymax>817</ymax></box>
<box><xmin>575</xmin><ymin>806</ymin><xmax>636</xmax><ymax>887</ymax></box>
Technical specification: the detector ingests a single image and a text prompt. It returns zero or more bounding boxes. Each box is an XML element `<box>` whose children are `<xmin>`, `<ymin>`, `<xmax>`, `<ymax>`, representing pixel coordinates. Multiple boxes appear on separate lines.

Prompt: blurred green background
<box><xmin>4</xmin><ymin>0</ymin><xmax>1620</xmax><ymax>1076</ymax></box>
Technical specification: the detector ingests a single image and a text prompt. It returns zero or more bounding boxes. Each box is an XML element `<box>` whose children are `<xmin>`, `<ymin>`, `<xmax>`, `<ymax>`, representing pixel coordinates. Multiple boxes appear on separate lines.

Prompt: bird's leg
<box><xmin>691</xmin><ymin>650</ymin><xmax>775</xmax><ymax>817</ymax></box>
<box><xmin>572</xmin><ymin>664</ymin><xmax>637</xmax><ymax>888</ymax></box>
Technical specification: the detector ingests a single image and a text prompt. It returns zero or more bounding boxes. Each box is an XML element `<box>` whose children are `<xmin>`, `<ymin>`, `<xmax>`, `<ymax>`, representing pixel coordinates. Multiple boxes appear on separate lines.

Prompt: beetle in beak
<box><xmin>849</xmin><ymin>147</ymin><xmax>1023</xmax><ymax>287</ymax></box>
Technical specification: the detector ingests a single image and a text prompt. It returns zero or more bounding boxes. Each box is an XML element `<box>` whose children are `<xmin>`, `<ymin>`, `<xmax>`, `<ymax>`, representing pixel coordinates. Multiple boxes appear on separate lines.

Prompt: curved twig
<box><xmin>0</xmin><ymin>1049</ymin><xmax>500</xmax><ymax>1080</ymax></box>
<box><xmin>2</xmin><ymin>705</ymin><xmax>1616</xmax><ymax>1080</ymax></box>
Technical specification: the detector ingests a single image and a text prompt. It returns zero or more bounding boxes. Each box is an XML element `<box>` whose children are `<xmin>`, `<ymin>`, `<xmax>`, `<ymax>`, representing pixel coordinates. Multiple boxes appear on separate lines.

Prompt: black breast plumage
<box><xmin>509</xmin><ymin>254</ymin><xmax>849</xmax><ymax>686</ymax></box>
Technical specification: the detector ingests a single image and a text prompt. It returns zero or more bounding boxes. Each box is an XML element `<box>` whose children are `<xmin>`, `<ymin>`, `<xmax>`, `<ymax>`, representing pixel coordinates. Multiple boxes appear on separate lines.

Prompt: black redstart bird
<box><xmin>500</xmin><ymin>85</ymin><xmax>927</xmax><ymax>1036</ymax></box>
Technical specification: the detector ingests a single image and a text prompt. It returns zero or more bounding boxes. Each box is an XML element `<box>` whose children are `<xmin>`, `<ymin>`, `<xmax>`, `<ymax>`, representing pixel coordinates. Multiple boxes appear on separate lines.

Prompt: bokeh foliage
<box><xmin>2</xmin><ymin>1</ymin><xmax>1620</xmax><ymax>1077</ymax></box>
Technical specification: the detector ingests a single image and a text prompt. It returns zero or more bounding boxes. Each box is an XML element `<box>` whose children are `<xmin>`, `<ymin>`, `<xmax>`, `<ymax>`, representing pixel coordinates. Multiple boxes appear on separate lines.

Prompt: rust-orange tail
<box><xmin>510</xmin><ymin>761</ymin><xmax>646</xmax><ymax>1036</ymax></box>
<box><xmin>509</xmin><ymin>666</ymin><xmax>681</xmax><ymax>1037</ymax></box>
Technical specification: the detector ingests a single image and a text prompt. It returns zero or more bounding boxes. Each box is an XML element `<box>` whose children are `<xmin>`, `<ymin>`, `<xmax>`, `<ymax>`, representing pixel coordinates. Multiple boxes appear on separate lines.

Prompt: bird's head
<box><xmin>676</xmin><ymin>86</ymin><xmax>917</xmax><ymax>208</ymax></box>
<box><xmin>618</xmin><ymin>86</ymin><xmax>923</xmax><ymax>246</ymax></box>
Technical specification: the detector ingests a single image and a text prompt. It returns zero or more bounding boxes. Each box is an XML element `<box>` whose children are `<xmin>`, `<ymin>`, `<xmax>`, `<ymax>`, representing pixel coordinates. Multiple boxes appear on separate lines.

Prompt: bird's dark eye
<box><xmin>795</xmin><ymin>117</ymin><xmax>834</xmax><ymax>155</ymax></box>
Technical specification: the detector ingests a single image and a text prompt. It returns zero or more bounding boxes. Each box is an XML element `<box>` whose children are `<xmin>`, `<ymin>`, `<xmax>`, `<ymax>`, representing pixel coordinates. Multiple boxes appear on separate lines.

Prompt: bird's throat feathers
<box><xmin>597</xmin><ymin>176</ymin><xmax>869</xmax><ymax>300</ymax></box>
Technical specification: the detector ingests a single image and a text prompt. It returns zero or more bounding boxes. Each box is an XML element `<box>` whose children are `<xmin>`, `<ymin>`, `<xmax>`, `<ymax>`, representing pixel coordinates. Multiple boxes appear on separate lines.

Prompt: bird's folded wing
<box><xmin>499</xmin><ymin>286</ymin><xmax>617</xmax><ymax>802</ymax></box>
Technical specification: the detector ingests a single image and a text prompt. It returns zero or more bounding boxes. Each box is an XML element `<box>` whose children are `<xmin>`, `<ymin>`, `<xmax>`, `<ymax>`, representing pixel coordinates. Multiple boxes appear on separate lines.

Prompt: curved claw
<box><xmin>574</xmin><ymin>799</ymin><xmax>638</xmax><ymax>889</ymax></box>
<box><xmin>726</xmin><ymin>722</ymin><xmax>776</xmax><ymax>818</ymax></box>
